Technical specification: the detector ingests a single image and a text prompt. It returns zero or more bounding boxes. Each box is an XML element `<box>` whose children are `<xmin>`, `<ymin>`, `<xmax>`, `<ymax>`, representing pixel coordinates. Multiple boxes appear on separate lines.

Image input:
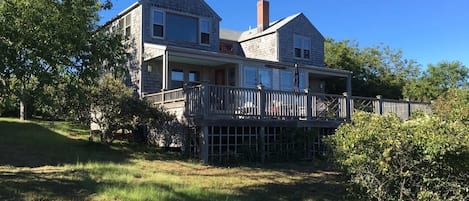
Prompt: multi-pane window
<box><xmin>200</xmin><ymin>19</ymin><xmax>210</xmax><ymax>45</ymax></box>
<box><xmin>294</xmin><ymin>35</ymin><xmax>311</xmax><ymax>59</ymax></box>
<box><xmin>166</xmin><ymin>13</ymin><xmax>197</xmax><ymax>43</ymax></box>
<box><xmin>153</xmin><ymin>10</ymin><xmax>164</xmax><ymax>38</ymax></box>
<box><xmin>151</xmin><ymin>9</ymin><xmax>211</xmax><ymax>44</ymax></box>
<box><xmin>124</xmin><ymin>14</ymin><xmax>131</xmax><ymax>38</ymax></box>
<box><xmin>117</xmin><ymin>14</ymin><xmax>131</xmax><ymax>39</ymax></box>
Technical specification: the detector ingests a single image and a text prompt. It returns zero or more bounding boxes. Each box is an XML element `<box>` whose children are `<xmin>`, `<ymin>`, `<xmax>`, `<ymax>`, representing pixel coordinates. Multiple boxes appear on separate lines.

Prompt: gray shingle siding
<box><xmin>277</xmin><ymin>14</ymin><xmax>325</xmax><ymax>67</ymax></box>
<box><xmin>141</xmin><ymin>0</ymin><xmax>220</xmax><ymax>52</ymax></box>
<box><xmin>240</xmin><ymin>32</ymin><xmax>278</xmax><ymax>62</ymax></box>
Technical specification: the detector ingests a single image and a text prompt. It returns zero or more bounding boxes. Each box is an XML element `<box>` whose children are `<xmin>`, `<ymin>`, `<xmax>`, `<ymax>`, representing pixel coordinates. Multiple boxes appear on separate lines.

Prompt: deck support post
<box><xmin>200</xmin><ymin>126</ymin><xmax>209</xmax><ymax>163</ymax></box>
<box><xmin>259</xmin><ymin>126</ymin><xmax>265</xmax><ymax>163</ymax></box>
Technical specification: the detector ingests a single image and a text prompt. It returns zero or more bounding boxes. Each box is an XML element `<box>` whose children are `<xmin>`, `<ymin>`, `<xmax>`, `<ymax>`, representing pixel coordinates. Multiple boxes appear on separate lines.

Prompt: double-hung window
<box><xmin>200</xmin><ymin>19</ymin><xmax>210</xmax><ymax>45</ymax></box>
<box><xmin>152</xmin><ymin>10</ymin><xmax>164</xmax><ymax>38</ymax></box>
<box><xmin>294</xmin><ymin>35</ymin><xmax>311</xmax><ymax>59</ymax></box>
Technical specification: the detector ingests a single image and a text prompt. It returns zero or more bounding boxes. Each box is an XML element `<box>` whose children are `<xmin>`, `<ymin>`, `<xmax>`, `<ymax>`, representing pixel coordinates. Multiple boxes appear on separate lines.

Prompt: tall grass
<box><xmin>0</xmin><ymin>118</ymin><xmax>344</xmax><ymax>201</ymax></box>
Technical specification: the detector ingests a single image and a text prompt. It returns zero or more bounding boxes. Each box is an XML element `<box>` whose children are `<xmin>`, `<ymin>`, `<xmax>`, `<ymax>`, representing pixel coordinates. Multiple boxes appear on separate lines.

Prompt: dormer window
<box><xmin>200</xmin><ymin>19</ymin><xmax>210</xmax><ymax>45</ymax></box>
<box><xmin>294</xmin><ymin>35</ymin><xmax>311</xmax><ymax>59</ymax></box>
<box><xmin>152</xmin><ymin>10</ymin><xmax>164</xmax><ymax>38</ymax></box>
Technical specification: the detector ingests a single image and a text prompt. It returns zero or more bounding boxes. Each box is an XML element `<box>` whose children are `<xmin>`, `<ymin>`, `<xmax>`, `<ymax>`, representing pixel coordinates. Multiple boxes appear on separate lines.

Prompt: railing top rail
<box><xmin>351</xmin><ymin>96</ymin><xmax>378</xmax><ymax>101</ymax></box>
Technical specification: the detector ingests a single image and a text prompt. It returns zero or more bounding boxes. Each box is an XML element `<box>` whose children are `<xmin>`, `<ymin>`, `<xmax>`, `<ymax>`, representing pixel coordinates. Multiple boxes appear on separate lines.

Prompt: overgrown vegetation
<box><xmin>325</xmin><ymin>89</ymin><xmax>469</xmax><ymax>200</ymax></box>
<box><xmin>90</xmin><ymin>75</ymin><xmax>174</xmax><ymax>144</ymax></box>
<box><xmin>0</xmin><ymin>118</ymin><xmax>345</xmax><ymax>201</ymax></box>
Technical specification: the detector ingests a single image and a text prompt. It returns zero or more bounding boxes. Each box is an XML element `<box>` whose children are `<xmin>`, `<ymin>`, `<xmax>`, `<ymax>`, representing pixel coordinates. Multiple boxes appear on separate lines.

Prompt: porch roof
<box><xmin>143</xmin><ymin>43</ymin><xmax>352</xmax><ymax>78</ymax></box>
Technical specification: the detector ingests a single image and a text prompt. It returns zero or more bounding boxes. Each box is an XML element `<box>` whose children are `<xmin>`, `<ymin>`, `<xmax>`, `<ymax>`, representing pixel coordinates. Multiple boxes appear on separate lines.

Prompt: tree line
<box><xmin>324</xmin><ymin>38</ymin><xmax>468</xmax><ymax>101</ymax></box>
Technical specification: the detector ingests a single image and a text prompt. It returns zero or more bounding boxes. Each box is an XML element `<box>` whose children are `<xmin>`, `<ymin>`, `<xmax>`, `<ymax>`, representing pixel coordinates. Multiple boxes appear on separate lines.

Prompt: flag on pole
<box><xmin>293</xmin><ymin>63</ymin><xmax>299</xmax><ymax>92</ymax></box>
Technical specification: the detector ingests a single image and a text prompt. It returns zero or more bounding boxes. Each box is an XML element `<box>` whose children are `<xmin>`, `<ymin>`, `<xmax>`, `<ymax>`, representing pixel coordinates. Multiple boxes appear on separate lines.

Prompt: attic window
<box><xmin>294</xmin><ymin>35</ymin><xmax>311</xmax><ymax>59</ymax></box>
<box><xmin>200</xmin><ymin>19</ymin><xmax>210</xmax><ymax>45</ymax></box>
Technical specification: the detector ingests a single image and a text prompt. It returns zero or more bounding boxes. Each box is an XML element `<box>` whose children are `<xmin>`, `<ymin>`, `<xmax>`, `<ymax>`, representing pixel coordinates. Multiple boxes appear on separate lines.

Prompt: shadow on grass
<box><xmin>237</xmin><ymin>171</ymin><xmax>346</xmax><ymax>201</ymax></box>
<box><xmin>0</xmin><ymin>168</ymin><xmax>238</xmax><ymax>201</ymax></box>
<box><xmin>0</xmin><ymin>121</ymin><xmax>132</xmax><ymax>167</ymax></box>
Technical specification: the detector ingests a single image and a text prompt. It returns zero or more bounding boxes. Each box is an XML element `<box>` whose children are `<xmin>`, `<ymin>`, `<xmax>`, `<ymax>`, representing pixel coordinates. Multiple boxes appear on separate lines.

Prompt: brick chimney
<box><xmin>257</xmin><ymin>0</ymin><xmax>269</xmax><ymax>32</ymax></box>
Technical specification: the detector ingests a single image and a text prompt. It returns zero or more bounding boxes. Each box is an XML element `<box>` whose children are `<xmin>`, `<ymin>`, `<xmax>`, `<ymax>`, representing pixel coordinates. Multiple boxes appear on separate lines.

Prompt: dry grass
<box><xmin>0</xmin><ymin>118</ymin><xmax>345</xmax><ymax>201</ymax></box>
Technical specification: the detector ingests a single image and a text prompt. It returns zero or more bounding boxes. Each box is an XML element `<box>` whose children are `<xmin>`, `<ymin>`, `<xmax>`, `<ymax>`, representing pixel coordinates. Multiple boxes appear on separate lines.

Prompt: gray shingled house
<box><xmin>102</xmin><ymin>0</ymin><xmax>430</xmax><ymax>163</ymax></box>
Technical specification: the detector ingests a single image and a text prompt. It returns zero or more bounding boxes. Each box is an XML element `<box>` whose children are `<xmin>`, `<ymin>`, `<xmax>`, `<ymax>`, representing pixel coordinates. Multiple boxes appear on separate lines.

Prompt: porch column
<box><xmin>162</xmin><ymin>50</ymin><xmax>169</xmax><ymax>90</ymax></box>
<box><xmin>345</xmin><ymin>74</ymin><xmax>352</xmax><ymax>120</ymax></box>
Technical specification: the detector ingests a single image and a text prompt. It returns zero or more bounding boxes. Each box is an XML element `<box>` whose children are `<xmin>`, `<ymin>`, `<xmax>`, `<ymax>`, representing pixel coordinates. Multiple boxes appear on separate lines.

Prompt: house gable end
<box><xmin>277</xmin><ymin>13</ymin><xmax>325</xmax><ymax>67</ymax></box>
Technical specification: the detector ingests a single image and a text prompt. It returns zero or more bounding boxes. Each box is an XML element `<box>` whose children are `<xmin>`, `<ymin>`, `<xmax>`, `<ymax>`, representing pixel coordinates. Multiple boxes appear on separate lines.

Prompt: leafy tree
<box><xmin>0</xmin><ymin>0</ymin><xmax>126</xmax><ymax>120</ymax></box>
<box><xmin>403</xmin><ymin>61</ymin><xmax>469</xmax><ymax>101</ymax></box>
<box><xmin>324</xmin><ymin>38</ymin><xmax>420</xmax><ymax>99</ymax></box>
<box><xmin>325</xmin><ymin>112</ymin><xmax>469</xmax><ymax>201</ymax></box>
<box><xmin>432</xmin><ymin>88</ymin><xmax>469</xmax><ymax>123</ymax></box>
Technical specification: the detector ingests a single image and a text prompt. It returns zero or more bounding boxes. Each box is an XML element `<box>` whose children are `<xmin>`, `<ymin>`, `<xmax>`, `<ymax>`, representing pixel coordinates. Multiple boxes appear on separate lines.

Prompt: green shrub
<box><xmin>325</xmin><ymin>112</ymin><xmax>469</xmax><ymax>201</ymax></box>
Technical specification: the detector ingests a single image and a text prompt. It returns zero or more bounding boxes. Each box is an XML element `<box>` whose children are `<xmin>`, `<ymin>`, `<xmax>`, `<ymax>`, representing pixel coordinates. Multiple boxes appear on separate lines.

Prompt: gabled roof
<box><xmin>219</xmin><ymin>13</ymin><xmax>303</xmax><ymax>42</ymax></box>
<box><xmin>239</xmin><ymin>13</ymin><xmax>302</xmax><ymax>42</ymax></box>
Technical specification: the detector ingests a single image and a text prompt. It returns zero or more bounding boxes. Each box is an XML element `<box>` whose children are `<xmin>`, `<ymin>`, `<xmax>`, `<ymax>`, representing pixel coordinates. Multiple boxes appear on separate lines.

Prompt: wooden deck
<box><xmin>144</xmin><ymin>83</ymin><xmax>432</xmax><ymax>125</ymax></box>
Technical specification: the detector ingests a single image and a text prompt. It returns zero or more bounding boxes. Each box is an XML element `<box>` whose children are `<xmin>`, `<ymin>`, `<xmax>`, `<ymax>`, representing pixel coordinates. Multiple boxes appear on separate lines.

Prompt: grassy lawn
<box><xmin>0</xmin><ymin>117</ymin><xmax>345</xmax><ymax>201</ymax></box>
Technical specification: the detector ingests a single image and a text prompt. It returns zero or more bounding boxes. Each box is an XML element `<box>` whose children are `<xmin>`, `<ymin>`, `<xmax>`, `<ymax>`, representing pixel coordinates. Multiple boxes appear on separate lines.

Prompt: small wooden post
<box><xmin>201</xmin><ymin>81</ymin><xmax>210</xmax><ymax>118</ymax></box>
<box><xmin>343</xmin><ymin>92</ymin><xmax>351</xmax><ymax>120</ymax></box>
<box><xmin>406</xmin><ymin>98</ymin><xmax>412</xmax><ymax>119</ymax></box>
<box><xmin>257</xmin><ymin>84</ymin><xmax>266</xmax><ymax>118</ymax></box>
<box><xmin>376</xmin><ymin>95</ymin><xmax>383</xmax><ymax>115</ymax></box>
<box><xmin>259</xmin><ymin>127</ymin><xmax>266</xmax><ymax>163</ymax></box>
<box><xmin>200</xmin><ymin>126</ymin><xmax>209</xmax><ymax>164</ymax></box>
<box><xmin>305</xmin><ymin>89</ymin><xmax>312</xmax><ymax>120</ymax></box>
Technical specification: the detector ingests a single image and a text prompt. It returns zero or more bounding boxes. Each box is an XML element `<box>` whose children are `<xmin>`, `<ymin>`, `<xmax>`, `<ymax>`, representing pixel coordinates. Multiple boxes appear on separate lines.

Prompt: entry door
<box><xmin>215</xmin><ymin>69</ymin><xmax>226</xmax><ymax>85</ymax></box>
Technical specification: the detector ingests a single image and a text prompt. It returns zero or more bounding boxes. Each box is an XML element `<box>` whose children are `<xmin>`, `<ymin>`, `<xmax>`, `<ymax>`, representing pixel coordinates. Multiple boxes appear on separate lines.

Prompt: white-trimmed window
<box><xmin>152</xmin><ymin>10</ymin><xmax>164</xmax><ymax>38</ymax></box>
<box><xmin>200</xmin><ymin>19</ymin><xmax>210</xmax><ymax>45</ymax></box>
<box><xmin>294</xmin><ymin>35</ymin><xmax>311</xmax><ymax>59</ymax></box>
<box><xmin>124</xmin><ymin>14</ymin><xmax>131</xmax><ymax>38</ymax></box>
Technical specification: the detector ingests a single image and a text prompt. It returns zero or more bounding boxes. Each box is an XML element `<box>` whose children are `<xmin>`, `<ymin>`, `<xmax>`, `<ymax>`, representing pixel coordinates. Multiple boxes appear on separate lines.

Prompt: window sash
<box><xmin>294</xmin><ymin>35</ymin><xmax>311</xmax><ymax>59</ymax></box>
<box><xmin>153</xmin><ymin>10</ymin><xmax>164</xmax><ymax>37</ymax></box>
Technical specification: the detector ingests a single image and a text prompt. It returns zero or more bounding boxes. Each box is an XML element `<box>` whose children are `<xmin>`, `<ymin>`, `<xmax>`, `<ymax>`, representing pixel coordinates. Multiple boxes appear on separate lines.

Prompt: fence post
<box><xmin>343</xmin><ymin>92</ymin><xmax>351</xmax><ymax>120</ymax></box>
<box><xmin>406</xmin><ymin>98</ymin><xmax>411</xmax><ymax>119</ymax></box>
<box><xmin>257</xmin><ymin>84</ymin><xmax>266</xmax><ymax>119</ymax></box>
<box><xmin>201</xmin><ymin>81</ymin><xmax>210</xmax><ymax>118</ymax></box>
<box><xmin>305</xmin><ymin>89</ymin><xmax>312</xmax><ymax>120</ymax></box>
<box><xmin>376</xmin><ymin>95</ymin><xmax>383</xmax><ymax>115</ymax></box>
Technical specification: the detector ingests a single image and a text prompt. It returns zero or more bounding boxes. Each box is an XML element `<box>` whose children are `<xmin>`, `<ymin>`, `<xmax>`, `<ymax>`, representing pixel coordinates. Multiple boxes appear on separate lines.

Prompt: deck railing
<box><xmin>144</xmin><ymin>83</ymin><xmax>432</xmax><ymax>121</ymax></box>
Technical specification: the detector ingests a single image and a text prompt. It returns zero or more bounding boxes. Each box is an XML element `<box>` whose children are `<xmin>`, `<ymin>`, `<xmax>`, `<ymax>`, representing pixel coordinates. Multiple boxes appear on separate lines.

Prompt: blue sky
<box><xmin>100</xmin><ymin>0</ymin><xmax>469</xmax><ymax>67</ymax></box>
